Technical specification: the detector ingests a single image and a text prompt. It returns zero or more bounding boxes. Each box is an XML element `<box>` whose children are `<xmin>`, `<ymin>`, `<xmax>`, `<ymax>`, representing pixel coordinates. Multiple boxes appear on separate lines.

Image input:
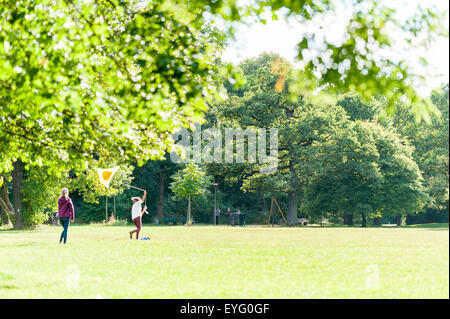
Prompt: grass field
<box><xmin>0</xmin><ymin>223</ymin><xmax>448</xmax><ymax>298</ymax></box>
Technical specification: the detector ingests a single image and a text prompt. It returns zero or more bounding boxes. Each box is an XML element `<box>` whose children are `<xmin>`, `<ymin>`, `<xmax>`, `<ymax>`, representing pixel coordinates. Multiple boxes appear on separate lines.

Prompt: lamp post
<box><xmin>212</xmin><ymin>182</ymin><xmax>219</xmax><ymax>225</ymax></box>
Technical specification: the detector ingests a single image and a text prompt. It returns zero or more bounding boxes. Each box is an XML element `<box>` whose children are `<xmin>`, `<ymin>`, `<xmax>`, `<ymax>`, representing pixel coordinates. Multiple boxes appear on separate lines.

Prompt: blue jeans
<box><xmin>59</xmin><ymin>217</ymin><xmax>70</xmax><ymax>244</ymax></box>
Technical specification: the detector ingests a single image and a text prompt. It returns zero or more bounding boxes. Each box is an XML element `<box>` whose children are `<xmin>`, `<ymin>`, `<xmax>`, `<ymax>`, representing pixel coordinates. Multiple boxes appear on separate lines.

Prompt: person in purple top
<box><xmin>58</xmin><ymin>187</ymin><xmax>75</xmax><ymax>244</ymax></box>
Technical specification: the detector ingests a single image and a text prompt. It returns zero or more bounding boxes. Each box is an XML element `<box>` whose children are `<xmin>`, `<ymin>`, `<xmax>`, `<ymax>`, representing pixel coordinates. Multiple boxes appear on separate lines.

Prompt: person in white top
<box><xmin>129</xmin><ymin>190</ymin><xmax>147</xmax><ymax>239</ymax></box>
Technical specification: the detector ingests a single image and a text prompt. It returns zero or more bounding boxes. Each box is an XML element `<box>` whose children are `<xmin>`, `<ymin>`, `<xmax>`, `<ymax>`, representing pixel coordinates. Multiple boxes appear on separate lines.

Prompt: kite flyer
<box><xmin>129</xmin><ymin>190</ymin><xmax>147</xmax><ymax>240</ymax></box>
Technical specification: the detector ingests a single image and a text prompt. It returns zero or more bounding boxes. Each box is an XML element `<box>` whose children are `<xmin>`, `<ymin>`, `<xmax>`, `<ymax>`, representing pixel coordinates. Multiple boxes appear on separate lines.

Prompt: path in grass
<box><xmin>0</xmin><ymin>224</ymin><xmax>448</xmax><ymax>298</ymax></box>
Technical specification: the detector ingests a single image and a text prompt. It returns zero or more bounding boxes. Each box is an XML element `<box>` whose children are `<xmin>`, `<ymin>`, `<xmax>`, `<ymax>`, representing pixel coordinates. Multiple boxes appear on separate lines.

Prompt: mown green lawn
<box><xmin>0</xmin><ymin>223</ymin><xmax>448</xmax><ymax>298</ymax></box>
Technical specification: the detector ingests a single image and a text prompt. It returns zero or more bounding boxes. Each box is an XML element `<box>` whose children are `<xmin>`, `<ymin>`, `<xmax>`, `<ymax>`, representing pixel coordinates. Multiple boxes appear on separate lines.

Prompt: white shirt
<box><xmin>131</xmin><ymin>199</ymin><xmax>143</xmax><ymax>220</ymax></box>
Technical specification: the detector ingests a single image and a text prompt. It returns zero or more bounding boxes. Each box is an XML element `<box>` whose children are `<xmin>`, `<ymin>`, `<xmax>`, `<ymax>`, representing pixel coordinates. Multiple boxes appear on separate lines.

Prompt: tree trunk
<box><xmin>112</xmin><ymin>196</ymin><xmax>116</xmax><ymax>219</ymax></box>
<box><xmin>213</xmin><ymin>186</ymin><xmax>217</xmax><ymax>225</ymax></box>
<box><xmin>344</xmin><ymin>213</ymin><xmax>353</xmax><ymax>226</ymax></box>
<box><xmin>157</xmin><ymin>172</ymin><xmax>165</xmax><ymax>219</ymax></box>
<box><xmin>287</xmin><ymin>162</ymin><xmax>298</xmax><ymax>226</ymax></box>
<box><xmin>287</xmin><ymin>191</ymin><xmax>298</xmax><ymax>225</ymax></box>
<box><xmin>0</xmin><ymin>196</ymin><xmax>11</xmax><ymax>225</ymax></box>
<box><xmin>361</xmin><ymin>212</ymin><xmax>367</xmax><ymax>228</ymax></box>
<box><xmin>0</xmin><ymin>201</ymin><xmax>12</xmax><ymax>225</ymax></box>
<box><xmin>396</xmin><ymin>215</ymin><xmax>402</xmax><ymax>226</ymax></box>
<box><xmin>0</xmin><ymin>176</ymin><xmax>13</xmax><ymax>226</ymax></box>
<box><xmin>262</xmin><ymin>195</ymin><xmax>268</xmax><ymax>220</ymax></box>
<box><xmin>12</xmin><ymin>160</ymin><xmax>24</xmax><ymax>229</ymax></box>
<box><xmin>187</xmin><ymin>195</ymin><xmax>191</xmax><ymax>226</ymax></box>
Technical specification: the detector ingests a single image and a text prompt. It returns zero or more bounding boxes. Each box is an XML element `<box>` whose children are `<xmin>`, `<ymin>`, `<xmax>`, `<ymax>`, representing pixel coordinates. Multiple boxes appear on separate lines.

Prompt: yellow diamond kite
<box><xmin>97</xmin><ymin>167</ymin><xmax>119</xmax><ymax>189</ymax></box>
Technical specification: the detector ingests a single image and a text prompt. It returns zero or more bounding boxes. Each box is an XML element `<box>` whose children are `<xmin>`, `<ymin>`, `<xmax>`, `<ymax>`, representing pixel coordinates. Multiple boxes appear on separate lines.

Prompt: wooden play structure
<box><xmin>267</xmin><ymin>196</ymin><xmax>287</xmax><ymax>226</ymax></box>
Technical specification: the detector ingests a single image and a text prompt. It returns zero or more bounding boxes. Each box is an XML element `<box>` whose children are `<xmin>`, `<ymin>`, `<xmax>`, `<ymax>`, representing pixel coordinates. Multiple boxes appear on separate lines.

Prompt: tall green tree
<box><xmin>376</xmin><ymin>84</ymin><xmax>449</xmax><ymax>223</ymax></box>
<box><xmin>407</xmin><ymin>85</ymin><xmax>449</xmax><ymax>221</ymax></box>
<box><xmin>216</xmin><ymin>53</ymin><xmax>349</xmax><ymax>225</ymax></box>
<box><xmin>302</xmin><ymin>120</ymin><xmax>428</xmax><ymax>226</ymax></box>
<box><xmin>170</xmin><ymin>161</ymin><xmax>211</xmax><ymax>225</ymax></box>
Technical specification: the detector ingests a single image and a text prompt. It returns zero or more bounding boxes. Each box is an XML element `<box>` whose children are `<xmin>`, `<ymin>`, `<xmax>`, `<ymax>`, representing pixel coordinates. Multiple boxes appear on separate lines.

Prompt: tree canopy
<box><xmin>0</xmin><ymin>0</ymin><xmax>224</xmax><ymax>176</ymax></box>
<box><xmin>1</xmin><ymin>0</ymin><xmax>447</xmax><ymax>177</ymax></box>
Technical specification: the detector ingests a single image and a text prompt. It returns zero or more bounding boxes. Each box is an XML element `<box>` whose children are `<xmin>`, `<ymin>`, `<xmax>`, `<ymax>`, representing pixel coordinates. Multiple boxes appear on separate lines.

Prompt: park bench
<box><xmin>227</xmin><ymin>213</ymin><xmax>245</xmax><ymax>226</ymax></box>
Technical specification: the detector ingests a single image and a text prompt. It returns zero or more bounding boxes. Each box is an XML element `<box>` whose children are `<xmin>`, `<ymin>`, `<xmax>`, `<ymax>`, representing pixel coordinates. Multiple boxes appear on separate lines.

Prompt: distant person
<box><xmin>235</xmin><ymin>208</ymin><xmax>242</xmax><ymax>226</ymax></box>
<box><xmin>58</xmin><ymin>188</ymin><xmax>74</xmax><ymax>244</ymax></box>
<box><xmin>129</xmin><ymin>190</ymin><xmax>147</xmax><ymax>240</ymax></box>
<box><xmin>215</xmin><ymin>208</ymin><xmax>220</xmax><ymax>225</ymax></box>
<box><xmin>226</xmin><ymin>207</ymin><xmax>232</xmax><ymax>226</ymax></box>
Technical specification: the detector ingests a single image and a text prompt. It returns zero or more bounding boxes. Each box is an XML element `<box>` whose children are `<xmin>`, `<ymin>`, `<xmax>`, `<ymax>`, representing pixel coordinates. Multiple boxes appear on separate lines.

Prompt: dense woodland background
<box><xmin>2</xmin><ymin>54</ymin><xmax>447</xmax><ymax>227</ymax></box>
<box><xmin>0</xmin><ymin>1</ymin><xmax>448</xmax><ymax>228</ymax></box>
